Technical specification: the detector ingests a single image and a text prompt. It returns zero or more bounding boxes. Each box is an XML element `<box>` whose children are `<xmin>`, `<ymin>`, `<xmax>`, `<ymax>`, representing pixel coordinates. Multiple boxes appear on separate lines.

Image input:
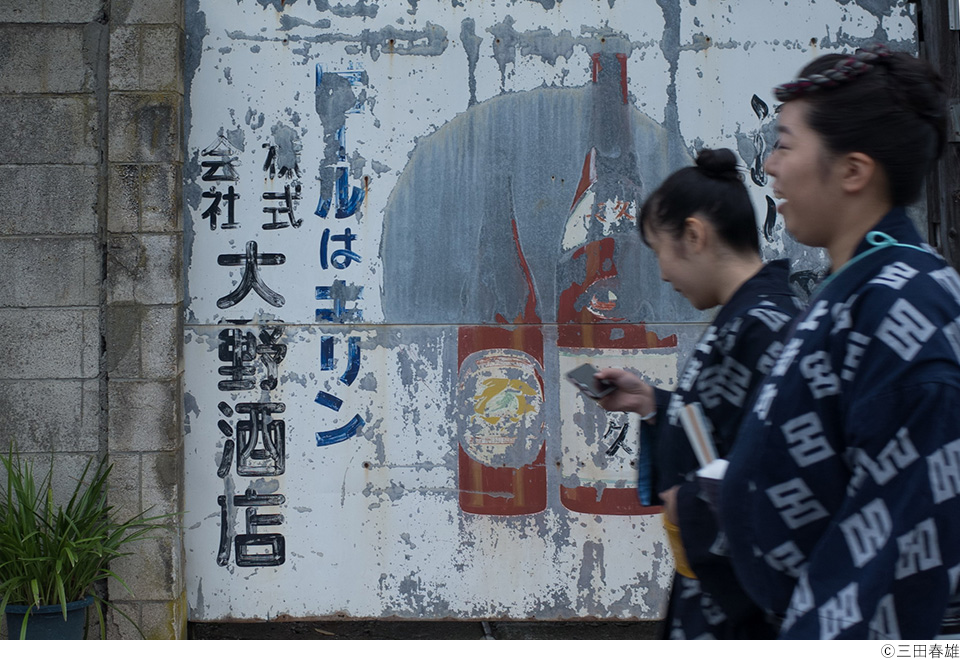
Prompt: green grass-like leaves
<box><xmin>0</xmin><ymin>450</ymin><xmax>176</xmax><ymax>639</ymax></box>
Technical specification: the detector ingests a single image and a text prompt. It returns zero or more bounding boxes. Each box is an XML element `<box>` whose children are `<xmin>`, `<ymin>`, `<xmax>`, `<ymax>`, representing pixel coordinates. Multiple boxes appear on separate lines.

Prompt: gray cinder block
<box><xmin>0</xmin><ymin>379</ymin><xmax>99</xmax><ymax>453</ymax></box>
<box><xmin>0</xmin><ymin>165</ymin><xmax>99</xmax><ymax>235</ymax></box>
<box><xmin>108</xmin><ymin>379</ymin><xmax>180</xmax><ymax>452</ymax></box>
<box><xmin>0</xmin><ymin>308</ymin><xmax>99</xmax><ymax>378</ymax></box>
<box><xmin>0</xmin><ymin>0</ymin><xmax>104</xmax><ymax>24</ymax></box>
<box><xmin>0</xmin><ymin>26</ymin><xmax>92</xmax><ymax>94</ymax></box>
<box><xmin>0</xmin><ymin>237</ymin><xmax>100</xmax><ymax>307</ymax></box>
<box><xmin>0</xmin><ymin>97</ymin><xmax>99</xmax><ymax>165</ymax></box>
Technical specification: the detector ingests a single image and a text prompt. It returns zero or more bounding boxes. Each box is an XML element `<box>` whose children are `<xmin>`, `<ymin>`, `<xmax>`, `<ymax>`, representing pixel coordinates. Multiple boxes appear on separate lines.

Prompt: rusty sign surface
<box><xmin>182</xmin><ymin>0</ymin><xmax>916</xmax><ymax>621</ymax></box>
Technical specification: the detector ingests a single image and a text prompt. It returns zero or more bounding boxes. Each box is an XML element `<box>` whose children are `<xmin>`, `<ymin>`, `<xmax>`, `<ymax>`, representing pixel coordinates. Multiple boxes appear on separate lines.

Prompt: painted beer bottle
<box><xmin>457</xmin><ymin>218</ymin><xmax>547</xmax><ymax>515</ymax></box>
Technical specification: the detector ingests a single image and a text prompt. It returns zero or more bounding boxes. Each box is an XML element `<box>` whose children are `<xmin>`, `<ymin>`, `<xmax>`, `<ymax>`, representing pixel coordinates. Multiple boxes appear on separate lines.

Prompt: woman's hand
<box><xmin>593</xmin><ymin>368</ymin><xmax>657</xmax><ymax>419</ymax></box>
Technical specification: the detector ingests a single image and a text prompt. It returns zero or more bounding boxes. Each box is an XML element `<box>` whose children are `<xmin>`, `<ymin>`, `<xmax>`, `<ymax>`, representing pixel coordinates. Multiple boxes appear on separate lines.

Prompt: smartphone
<box><xmin>566</xmin><ymin>363</ymin><xmax>617</xmax><ymax>400</ymax></box>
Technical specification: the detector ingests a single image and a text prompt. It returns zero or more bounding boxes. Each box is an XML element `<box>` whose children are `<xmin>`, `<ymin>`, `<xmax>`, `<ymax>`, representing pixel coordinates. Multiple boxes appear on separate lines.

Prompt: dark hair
<box><xmin>639</xmin><ymin>148</ymin><xmax>760</xmax><ymax>255</ymax></box>
<box><xmin>774</xmin><ymin>45</ymin><xmax>946</xmax><ymax>206</ymax></box>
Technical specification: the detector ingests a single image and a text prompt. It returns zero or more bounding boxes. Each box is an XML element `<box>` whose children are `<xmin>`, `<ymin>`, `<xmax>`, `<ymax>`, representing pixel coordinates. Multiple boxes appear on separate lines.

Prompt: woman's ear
<box><xmin>839</xmin><ymin>152</ymin><xmax>878</xmax><ymax>194</ymax></box>
<box><xmin>682</xmin><ymin>216</ymin><xmax>709</xmax><ymax>253</ymax></box>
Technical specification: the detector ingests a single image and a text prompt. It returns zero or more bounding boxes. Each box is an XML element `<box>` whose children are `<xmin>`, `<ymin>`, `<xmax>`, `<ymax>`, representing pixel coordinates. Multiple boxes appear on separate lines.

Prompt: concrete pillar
<box><xmin>103</xmin><ymin>0</ymin><xmax>185</xmax><ymax>640</ymax></box>
<box><xmin>0</xmin><ymin>0</ymin><xmax>186</xmax><ymax>639</ymax></box>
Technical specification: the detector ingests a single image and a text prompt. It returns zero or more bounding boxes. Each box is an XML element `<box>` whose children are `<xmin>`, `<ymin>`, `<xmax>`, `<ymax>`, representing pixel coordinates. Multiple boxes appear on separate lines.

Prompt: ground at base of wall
<box><xmin>189</xmin><ymin>619</ymin><xmax>663</xmax><ymax>640</ymax></box>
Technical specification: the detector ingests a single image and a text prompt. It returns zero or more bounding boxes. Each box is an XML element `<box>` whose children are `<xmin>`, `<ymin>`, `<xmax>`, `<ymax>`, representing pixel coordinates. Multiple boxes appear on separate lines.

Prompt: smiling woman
<box><xmin>720</xmin><ymin>45</ymin><xmax>960</xmax><ymax>640</ymax></box>
<box><xmin>765</xmin><ymin>101</ymin><xmax>853</xmax><ymax>256</ymax></box>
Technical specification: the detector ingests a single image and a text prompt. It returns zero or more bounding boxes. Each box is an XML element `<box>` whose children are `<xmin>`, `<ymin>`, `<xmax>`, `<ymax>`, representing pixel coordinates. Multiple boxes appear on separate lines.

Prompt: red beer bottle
<box><xmin>557</xmin><ymin>53</ymin><xmax>676</xmax><ymax>515</ymax></box>
<box><xmin>457</xmin><ymin>219</ymin><xmax>547</xmax><ymax>515</ymax></box>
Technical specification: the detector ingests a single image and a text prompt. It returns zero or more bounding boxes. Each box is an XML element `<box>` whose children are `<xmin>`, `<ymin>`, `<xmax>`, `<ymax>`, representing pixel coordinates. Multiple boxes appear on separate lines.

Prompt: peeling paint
<box><xmin>226</xmin><ymin>23</ymin><xmax>447</xmax><ymax>62</ymax></box>
<box><xmin>183</xmin><ymin>0</ymin><xmax>915</xmax><ymax>623</ymax></box>
<box><xmin>460</xmin><ymin>18</ymin><xmax>482</xmax><ymax>107</ymax></box>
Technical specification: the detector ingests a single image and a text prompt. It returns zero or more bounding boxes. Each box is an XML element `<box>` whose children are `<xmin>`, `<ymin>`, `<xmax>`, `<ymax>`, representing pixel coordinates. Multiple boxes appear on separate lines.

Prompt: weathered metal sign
<box><xmin>183</xmin><ymin>0</ymin><xmax>915</xmax><ymax>621</ymax></box>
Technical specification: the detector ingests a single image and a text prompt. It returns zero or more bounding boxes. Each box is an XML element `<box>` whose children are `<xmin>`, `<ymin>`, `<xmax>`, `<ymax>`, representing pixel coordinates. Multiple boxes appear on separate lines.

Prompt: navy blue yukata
<box><xmin>643</xmin><ymin>260</ymin><xmax>802</xmax><ymax>639</ymax></box>
<box><xmin>722</xmin><ymin>208</ymin><xmax>960</xmax><ymax>639</ymax></box>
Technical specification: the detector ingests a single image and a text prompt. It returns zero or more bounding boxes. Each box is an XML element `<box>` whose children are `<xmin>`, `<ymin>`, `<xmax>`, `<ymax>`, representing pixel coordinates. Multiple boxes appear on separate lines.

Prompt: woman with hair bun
<box><xmin>721</xmin><ymin>46</ymin><xmax>960</xmax><ymax>639</ymax></box>
<box><xmin>595</xmin><ymin>147</ymin><xmax>801</xmax><ymax>638</ymax></box>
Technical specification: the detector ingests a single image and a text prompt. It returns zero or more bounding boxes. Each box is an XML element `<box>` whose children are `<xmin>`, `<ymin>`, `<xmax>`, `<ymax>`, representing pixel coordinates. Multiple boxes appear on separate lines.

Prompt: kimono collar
<box><xmin>814</xmin><ymin>207</ymin><xmax>932</xmax><ymax>297</ymax></box>
<box><xmin>850</xmin><ymin>207</ymin><xmax>926</xmax><ymax>259</ymax></box>
<box><xmin>713</xmin><ymin>259</ymin><xmax>791</xmax><ymax>327</ymax></box>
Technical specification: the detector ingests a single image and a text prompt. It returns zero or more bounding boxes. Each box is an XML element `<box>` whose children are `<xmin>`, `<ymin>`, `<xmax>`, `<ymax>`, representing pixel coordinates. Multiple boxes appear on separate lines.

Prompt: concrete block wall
<box><xmin>0</xmin><ymin>0</ymin><xmax>185</xmax><ymax>639</ymax></box>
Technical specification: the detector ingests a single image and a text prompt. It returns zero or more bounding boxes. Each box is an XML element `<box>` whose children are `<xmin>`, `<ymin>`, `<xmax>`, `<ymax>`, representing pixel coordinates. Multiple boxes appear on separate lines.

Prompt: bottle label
<box><xmin>559</xmin><ymin>349</ymin><xmax>677</xmax><ymax>514</ymax></box>
<box><xmin>458</xmin><ymin>348</ymin><xmax>545</xmax><ymax>468</ymax></box>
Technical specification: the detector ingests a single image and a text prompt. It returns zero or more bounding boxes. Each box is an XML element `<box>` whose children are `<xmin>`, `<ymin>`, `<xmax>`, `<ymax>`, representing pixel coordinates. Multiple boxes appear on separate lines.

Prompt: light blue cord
<box><xmin>865</xmin><ymin>230</ymin><xmax>929</xmax><ymax>253</ymax></box>
<box><xmin>813</xmin><ymin>231</ymin><xmax>929</xmax><ymax>297</ymax></box>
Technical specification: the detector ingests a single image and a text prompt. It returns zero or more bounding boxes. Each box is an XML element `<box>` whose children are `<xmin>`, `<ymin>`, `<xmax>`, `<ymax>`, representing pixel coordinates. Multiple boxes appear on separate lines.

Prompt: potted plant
<box><xmin>0</xmin><ymin>449</ymin><xmax>174</xmax><ymax>639</ymax></box>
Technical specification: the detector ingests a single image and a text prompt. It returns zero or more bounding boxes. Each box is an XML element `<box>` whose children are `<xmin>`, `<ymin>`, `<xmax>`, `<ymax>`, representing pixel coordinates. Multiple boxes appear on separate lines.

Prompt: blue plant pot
<box><xmin>4</xmin><ymin>596</ymin><xmax>93</xmax><ymax>640</ymax></box>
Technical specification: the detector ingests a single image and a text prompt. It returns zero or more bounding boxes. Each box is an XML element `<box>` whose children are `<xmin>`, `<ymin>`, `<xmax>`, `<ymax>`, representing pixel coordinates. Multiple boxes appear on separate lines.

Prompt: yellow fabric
<box><xmin>662</xmin><ymin>514</ymin><xmax>697</xmax><ymax>579</ymax></box>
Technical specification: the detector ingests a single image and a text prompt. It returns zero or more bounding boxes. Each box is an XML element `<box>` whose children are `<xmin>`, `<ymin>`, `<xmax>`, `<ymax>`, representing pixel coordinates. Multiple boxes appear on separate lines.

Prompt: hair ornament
<box><xmin>773</xmin><ymin>44</ymin><xmax>891</xmax><ymax>102</ymax></box>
